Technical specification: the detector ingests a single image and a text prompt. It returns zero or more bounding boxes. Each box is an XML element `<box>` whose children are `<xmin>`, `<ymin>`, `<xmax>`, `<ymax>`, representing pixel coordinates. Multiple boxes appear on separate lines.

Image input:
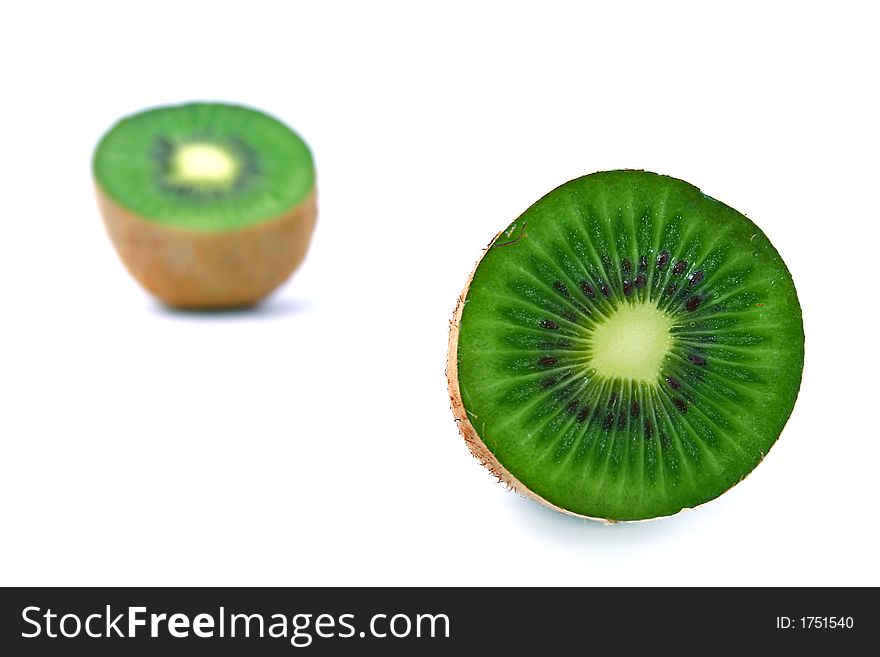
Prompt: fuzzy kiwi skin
<box><xmin>96</xmin><ymin>184</ymin><xmax>317</xmax><ymax>309</ymax></box>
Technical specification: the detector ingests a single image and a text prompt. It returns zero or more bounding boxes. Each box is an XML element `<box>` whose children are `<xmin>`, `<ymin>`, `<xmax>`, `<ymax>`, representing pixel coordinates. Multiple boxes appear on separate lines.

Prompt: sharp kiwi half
<box><xmin>93</xmin><ymin>102</ymin><xmax>317</xmax><ymax>309</ymax></box>
<box><xmin>447</xmin><ymin>170</ymin><xmax>803</xmax><ymax>522</ymax></box>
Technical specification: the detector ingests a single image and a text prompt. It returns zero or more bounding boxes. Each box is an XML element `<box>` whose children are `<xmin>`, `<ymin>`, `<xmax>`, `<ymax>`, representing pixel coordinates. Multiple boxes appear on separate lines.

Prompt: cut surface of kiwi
<box><xmin>93</xmin><ymin>102</ymin><xmax>317</xmax><ymax>308</ymax></box>
<box><xmin>448</xmin><ymin>171</ymin><xmax>803</xmax><ymax>522</ymax></box>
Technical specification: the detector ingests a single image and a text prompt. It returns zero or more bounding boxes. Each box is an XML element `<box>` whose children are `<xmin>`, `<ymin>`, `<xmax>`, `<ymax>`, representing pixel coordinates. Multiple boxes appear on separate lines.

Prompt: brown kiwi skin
<box><xmin>446</xmin><ymin>233</ymin><xmax>727</xmax><ymax>525</ymax></box>
<box><xmin>96</xmin><ymin>184</ymin><xmax>318</xmax><ymax>309</ymax></box>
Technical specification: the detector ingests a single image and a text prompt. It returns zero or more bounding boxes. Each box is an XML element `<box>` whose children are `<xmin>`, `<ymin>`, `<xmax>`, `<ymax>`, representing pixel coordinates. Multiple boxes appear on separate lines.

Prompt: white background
<box><xmin>1</xmin><ymin>1</ymin><xmax>877</xmax><ymax>587</ymax></box>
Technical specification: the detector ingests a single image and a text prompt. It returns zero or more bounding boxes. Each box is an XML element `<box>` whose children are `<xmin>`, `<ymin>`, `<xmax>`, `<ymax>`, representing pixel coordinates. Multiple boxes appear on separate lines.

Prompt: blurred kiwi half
<box><xmin>93</xmin><ymin>102</ymin><xmax>317</xmax><ymax>309</ymax></box>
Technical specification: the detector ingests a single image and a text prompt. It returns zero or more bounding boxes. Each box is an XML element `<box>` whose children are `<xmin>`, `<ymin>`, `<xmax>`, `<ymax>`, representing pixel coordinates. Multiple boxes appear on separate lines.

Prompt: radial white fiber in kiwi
<box><xmin>93</xmin><ymin>102</ymin><xmax>317</xmax><ymax>309</ymax></box>
<box><xmin>447</xmin><ymin>170</ymin><xmax>804</xmax><ymax>522</ymax></box>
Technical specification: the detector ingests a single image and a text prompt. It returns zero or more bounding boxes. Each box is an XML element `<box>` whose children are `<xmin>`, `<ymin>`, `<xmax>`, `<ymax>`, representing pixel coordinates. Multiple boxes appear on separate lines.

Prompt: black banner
<box><xmin>0</xmin><ymin>587</ymin><xmax>872</xmax><ymax>654</ymax></box>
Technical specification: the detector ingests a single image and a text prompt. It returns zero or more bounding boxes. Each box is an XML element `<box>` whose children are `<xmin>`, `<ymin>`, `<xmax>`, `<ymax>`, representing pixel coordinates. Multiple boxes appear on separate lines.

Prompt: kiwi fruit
<box><xmin>93</xmin><ymin>102</ymin><xmax>317</xmax><ymax>309</ymax></box>
<box><xmin>447</xmin><ymin>170</ymin><xmax>803</xmax><ymax>522</ymax></box>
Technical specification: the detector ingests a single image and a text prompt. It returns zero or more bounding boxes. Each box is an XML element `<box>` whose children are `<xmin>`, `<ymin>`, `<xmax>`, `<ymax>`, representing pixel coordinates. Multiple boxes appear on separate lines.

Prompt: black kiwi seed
<box><xmin>666</xmin><ymin>376</ymin><xmax>682</xmax><ymax>391</ymax></box>
<box><xmin>635</xmin><ymin>274</ymin><xmax>647</xmax><ymax>288</ymax></box>
<box><xmin>553</xmin><ymin>281</ymin><xmax>570</xmax><ymax>297</ymax></box>
<box><xmin>577</xmin><ymin>406</ymin><xmax>591</xmax><ymax>423</ymax></box>
<box><xmin>686</xmin><ymin>296</ymin><xmax>702</xmax><ymax>311</ymax></box>
<box><xmin>657</xmin><ymin>250</ymin><xmax>670</xmax><ymax>269</ymax></box>
<box><xmin>538</xmin><ymin>356</ymin><xmax>557</xmax><ymax>366</ymax></box>
<box><xmin>644</xmin><ymin>419</ymin><xmax>654</xmax><ymax>439</ymax></box>
<box><xmin>672</xmin><ymin>260</ymin><xmax>687</xmax><ymax>275</ymax></box>
<box><xmin>665</xmin><ymin>283</ymin><xmax>677</xmax><ymax>296</ymax></box>
<box><xmin>672</xmin><ymin>398</ymin><xmax>688</xmax><ymax>413</ymax></box>
<box><xmin>623</xmin><ymin>280</ymin><xmax>633</xmax><ymax>296</ymax></box>
<box><xmin>541</xmin><ymin>319</ymin><xmax>559</xmax><ymax>329</ymax></box>
<box><xmin>688</xmin><ymin>354</ymin><xmax>706</xmax><ymax>366</ymax></box>
<box><xmin>566</xmin><ymin>400</ymin><xmax>580</xmax><ymax>414</ymax></box>
<box><xmin>689</xmin><ymin>271</ymin><xmax>704</xmax><ymax>286</ymax></box>
<box><xmin>580</xmin><ymin>281</ymin><xmax>595</xmax><ymax>297</ymax></box>
<box><xmin>600</xmin><ymin>283</ymin><xmax>611</xmax><ymax>298</ymax></box>
<box><xmin>631</xmin><ymin>400</ymin><xmax>640</xmax><ymax>416</ymax></box>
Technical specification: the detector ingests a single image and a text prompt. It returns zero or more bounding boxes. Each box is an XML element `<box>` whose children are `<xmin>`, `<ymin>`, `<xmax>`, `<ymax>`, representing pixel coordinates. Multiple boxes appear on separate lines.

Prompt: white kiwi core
<box><xmin>171</xmin><ymin>143</ymin><xmax>239</xmax><ymax>187</ymax></box>
<box><xmin>588</xmin><ymin>302</ymin><xmax>673</xmax><ymax>383</ymax></box>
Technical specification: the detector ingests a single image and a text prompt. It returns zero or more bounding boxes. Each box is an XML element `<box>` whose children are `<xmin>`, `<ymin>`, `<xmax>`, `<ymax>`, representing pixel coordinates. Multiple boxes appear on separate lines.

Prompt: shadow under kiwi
<box><xmin>151</xmin><ymin>296</ymin><xmax>316</xmax><ymax>321</ymax></box>
<box><xmin>503</xmin><ymin>488</ymin><xmax>717</xmax><ymax>544</ymax></box>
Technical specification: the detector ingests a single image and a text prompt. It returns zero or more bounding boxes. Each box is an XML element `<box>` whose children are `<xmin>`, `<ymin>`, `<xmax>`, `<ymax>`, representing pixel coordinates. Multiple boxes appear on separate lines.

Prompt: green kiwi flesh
<box><xmin>450</xmin><ymin>171</ymin><xmax>804</xmax><ymax>521</ymax></box>
<box><xmin>93</xmin><ymin>102</ymin><xmax>314</xmax><ymax>231</ymax></box>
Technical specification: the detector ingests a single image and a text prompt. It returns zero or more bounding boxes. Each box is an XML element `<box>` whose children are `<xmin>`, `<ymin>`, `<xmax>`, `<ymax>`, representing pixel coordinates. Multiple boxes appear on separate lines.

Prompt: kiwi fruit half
<box><xmin>93</xmin><ymin>102</ymin><xmax>317</xmax><ymax>308</ymax></box>
<box><xmin>448</xmin><ymin>170</ymin><xmax>803</xmax><ymax>522</ymax></box>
